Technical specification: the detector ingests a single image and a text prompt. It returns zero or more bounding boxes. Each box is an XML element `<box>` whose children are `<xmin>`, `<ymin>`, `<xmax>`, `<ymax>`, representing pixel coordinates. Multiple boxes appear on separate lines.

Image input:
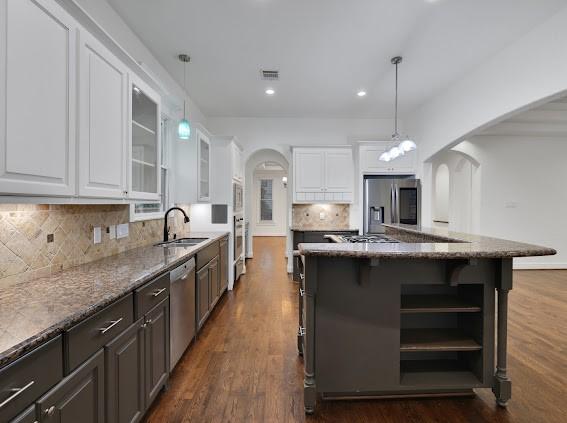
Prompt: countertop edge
<box><xmin>0</xmin><ymin>232</ymin><xmax>229</xmax><ymax>369</ymax></box>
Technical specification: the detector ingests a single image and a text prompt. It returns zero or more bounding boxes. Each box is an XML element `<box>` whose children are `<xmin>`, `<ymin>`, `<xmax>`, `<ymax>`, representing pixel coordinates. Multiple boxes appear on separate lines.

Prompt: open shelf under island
<box><xmin>297</xmin><ymin>224</ymin><xmax>556</xmax><ymax>414</ymax></box>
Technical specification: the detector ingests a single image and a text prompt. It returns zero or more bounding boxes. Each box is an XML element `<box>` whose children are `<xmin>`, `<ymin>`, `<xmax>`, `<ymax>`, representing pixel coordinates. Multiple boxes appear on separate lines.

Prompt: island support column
<box><xmin>493</xmin><ymin>258</ymin><xmax>513</xmax><ymax>406</ymax></box>
<box><xmin>303</xmin><ymin>257</ymin><xmax>317</xmax><ymax>414</ymax></box>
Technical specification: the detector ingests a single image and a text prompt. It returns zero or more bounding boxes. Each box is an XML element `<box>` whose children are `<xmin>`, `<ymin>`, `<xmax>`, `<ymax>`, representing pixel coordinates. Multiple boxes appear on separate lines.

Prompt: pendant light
<box><xmin>379</xmin><ymin>56</ymin><xmax>416</xmax><ymax>162</ymax></box>
<box><xmin>178</xmin><ymin>54</ymin><xmax>191</xmax><ymax>140</ymax></box>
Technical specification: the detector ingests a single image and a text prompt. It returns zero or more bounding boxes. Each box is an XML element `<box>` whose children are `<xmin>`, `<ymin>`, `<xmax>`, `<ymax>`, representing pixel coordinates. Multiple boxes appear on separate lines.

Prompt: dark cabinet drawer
<box><xmin>196</xmin><ymin>241</ymin><xmax>219</xmax><ymax>271</ymax></box>
<box><xmin>9</xmin><ymin>405</ymin><xmax>36</xmax><ymax>423</ymax></box>
<box><xmin>65</xmin><ymin>294</ymin><xmax>134</xmax><ymax>373</ymax></box>
<box><xmin>0</xmin><ymin>336</ymin><xmax>63</xmax><ymax>422</ymax></box>
<box><xmin>37</xmin><ymin>349</ymin><xmax>104</xmax><ymax>423</ymax></box>
<box><xmin>135</xmin><ymin>273</ymin><xmax>170</xmax><ymax>319</ymax></box>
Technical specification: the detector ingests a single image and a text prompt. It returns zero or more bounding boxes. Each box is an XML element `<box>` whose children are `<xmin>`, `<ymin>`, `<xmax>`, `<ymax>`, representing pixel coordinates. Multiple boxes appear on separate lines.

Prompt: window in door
<box><xmin>259</xmin><ymin>179</ymin><xmax>273</xmax><ymax>222</ymax></box>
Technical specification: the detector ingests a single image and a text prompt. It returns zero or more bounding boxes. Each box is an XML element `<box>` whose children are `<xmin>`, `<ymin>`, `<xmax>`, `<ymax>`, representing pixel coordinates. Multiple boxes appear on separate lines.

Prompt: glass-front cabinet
<box><xmin>197</xmin><ymin>129</ymin><xmax>211</xmax><ymax>201</ymax></box>
<box><xmin>129</xmin><ymin>74</ymin><xmax>161</xmax><ymax>201</ymax></box>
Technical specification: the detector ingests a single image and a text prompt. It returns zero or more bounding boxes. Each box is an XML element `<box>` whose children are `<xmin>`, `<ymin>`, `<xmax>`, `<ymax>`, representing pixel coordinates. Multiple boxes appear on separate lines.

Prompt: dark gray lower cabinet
<box><xmin>37</xmin><ymin>349</ymin><xmax>104</xmax><ymax>423</ymax></box>
<box><xmin>10</xmin><ymin>406</ymin><xmax>36</xmax><ymax>423</ymax></box>
<box><xmin>144</xmin><ymin>298</ymin><xmax>169</xmax><ymax>407</ymax></box>
<box><xmin>209</xmin><ymin>257</ymin><xmax>220</xmax><ymax>308</ymax></box>
<box><xmin>105</xmin><ymin>319</ymin><xmax>145</xmax><ymax>423</ymax></box>
<box><xmin>219</xmin><ymin>237</ymin><xmax>229</xmax><ymax>293</ymax></box>
<box><xmin>197</xmin><ymin>265</ymin><xmax>210</xmax><ymax>329</ymax></box>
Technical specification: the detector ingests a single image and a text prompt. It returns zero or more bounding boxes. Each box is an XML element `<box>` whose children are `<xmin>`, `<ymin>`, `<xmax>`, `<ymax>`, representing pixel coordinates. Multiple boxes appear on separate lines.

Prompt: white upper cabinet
<box><xmin>0</xmin><ymin>0</ymin><xmax>77</xmax><ymax>196</ymax></box>
<box><xmin>293</xmin><ymin>147</ymin><xmax>353</xmax><ymax>203</ymax></box>
<box><xmin>231</xmin><ymin>143</ymin><xmax>243</xmax><ymax>182</ymax></box>
<box><xmin>360</xmin><ymin>143</ymin><xmax>416</xmax><ymax>174</ymax></box>
<box><xmin>197</xmin><ymin>129</ymin><xmax>211</xmax><ymax>201</ymax></box>
<box><xmin>78</xmin><ymin>30</ymin><xmax>128</xmax><ymax>199</ymax></box>
<box><xmin>129</xmin><ymin>74</ymin><xmax>161</xmax><ymax>201</ymax></box>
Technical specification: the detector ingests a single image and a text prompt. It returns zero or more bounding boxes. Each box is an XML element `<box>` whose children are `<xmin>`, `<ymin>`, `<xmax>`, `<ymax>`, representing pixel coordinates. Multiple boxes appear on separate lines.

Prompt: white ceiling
<box><xmin>107</xmin><ymin>0</ymin><xmax>567</xmax><ymax>119</ymax></box>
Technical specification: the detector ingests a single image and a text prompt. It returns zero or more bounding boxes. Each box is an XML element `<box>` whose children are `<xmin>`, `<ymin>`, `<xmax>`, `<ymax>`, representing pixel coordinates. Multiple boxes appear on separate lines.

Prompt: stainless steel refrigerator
<box><xmin>363</xmin><ymin>175</ymin><xmax>421</xmax><ymax>234</ymax></box>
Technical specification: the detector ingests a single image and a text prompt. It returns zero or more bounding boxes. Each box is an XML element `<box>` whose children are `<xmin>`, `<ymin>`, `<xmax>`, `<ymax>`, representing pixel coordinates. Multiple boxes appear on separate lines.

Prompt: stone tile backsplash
<box><xmin>292</xmin><ymin>204</ymin><xmax>350</xmax><ymax>229</ymax></box>
<box><xmin>0</xmin><ymin>204</ymin><xmax>191</xmax><ymax>287</ymax></box>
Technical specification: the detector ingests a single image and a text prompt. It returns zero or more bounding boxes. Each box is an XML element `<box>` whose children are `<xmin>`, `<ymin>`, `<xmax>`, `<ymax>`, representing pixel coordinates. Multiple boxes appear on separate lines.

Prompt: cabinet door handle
<box><xmin>0</xmin><ymin>380</ymin><xmax>35</xmax><ymax>409</ymax></box>
<box><xmin>152</xmin><ymin>287</ymin><xmax>167</xmax><ymax>297</ymax></box>
<box><xmin>299</xmin><ymin>273</ymin><xmax>305</xmax><ymax>280</ymax></box>
<box><xmin>44</xmin><ymin>405</ymin><xmax>56</xmax><ymax>417</ymax></box>
<box><xmin>146</xmin><ymin>319</ymin><xmax>153</xmax><ymax>324</ymax></box>
<box><xmin>299</xmin><ymin>288</ymin><xmax>305</xmax><ymax>297</ymax></box>
<box><xmin>98</xmin><ymin>317</ymin><xmax>123</xmax><ymax>334</ymax></box>
<box><xmin>299</xmin><ymin>326</ymin><xmax>306</xmax><ymax>336</ymax></box>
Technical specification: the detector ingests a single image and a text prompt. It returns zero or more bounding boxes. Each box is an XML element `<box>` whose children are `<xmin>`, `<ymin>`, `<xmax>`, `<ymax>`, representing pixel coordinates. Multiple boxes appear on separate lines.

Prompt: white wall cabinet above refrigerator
<box><xmin>293</xmin><ymin>147</ymin><xmax>353</xmax><ymax>203</ymax></box>
<box><xmin>0</xmin><ymin>0</ymin><xmax>77</xmax><ymax>197</ymax></box>
<box><xmin>360</xmin><ymin>143</ymin><xmax>416</xmax><ymax>174</ymax></box>
<box><xmin>78</xmin><ymin>29</ymin><xmax>128</xmax><ymax>199</ymax></box>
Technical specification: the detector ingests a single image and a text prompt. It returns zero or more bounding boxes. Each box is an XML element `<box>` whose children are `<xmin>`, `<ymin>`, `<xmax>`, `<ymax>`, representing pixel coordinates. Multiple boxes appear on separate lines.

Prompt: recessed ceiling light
<box><xmin>357</xmin><ymin>90</ymin><xmax>367</xmax><ymax>97</ymax></box>
<box><xmin>265</xmin><ymin>88</ymin><xmax>275</xmax><ymax>95</ymax></box>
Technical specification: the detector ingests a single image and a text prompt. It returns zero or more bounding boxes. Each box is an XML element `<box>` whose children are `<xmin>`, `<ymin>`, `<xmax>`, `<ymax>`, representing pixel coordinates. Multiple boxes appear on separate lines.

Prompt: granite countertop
<box><xmin>0</xmin><ymin>231</ymin><xmax>229</xmax><ymax>368</ymax></box>
<box><xmin>290</xmin><ymin>226</ymin><xmax>359</xmax><ymax>232</ymax></box>
<box><xmin>298</xmin><ymin>224</ymin><xmax>556</xmax><ymax>259</ymax></box>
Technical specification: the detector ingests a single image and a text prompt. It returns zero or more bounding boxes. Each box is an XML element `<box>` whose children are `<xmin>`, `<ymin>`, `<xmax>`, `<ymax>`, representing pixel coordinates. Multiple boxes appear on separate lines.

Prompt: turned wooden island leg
<box><xmin>493</xmin><ymin>259</ymin><xmax>513</xmax><ymax>407</ymax></box>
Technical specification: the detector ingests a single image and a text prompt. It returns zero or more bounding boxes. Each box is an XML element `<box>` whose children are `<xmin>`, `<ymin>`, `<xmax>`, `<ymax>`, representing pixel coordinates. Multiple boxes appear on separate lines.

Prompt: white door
<box><xmin>253</xmin><ymin>171</ymin><xmax>287</xmax><ymax>236</ymax></box>
<box><xmin>78</xmin><ymin>30</ymin><xmax>128</xmax><ymax>198</ymax></box>
<box><xmin>324</xmin><ymin>150</ymin><xmax>353</xmax><ymax>192</ymax></box>
<box><xmin>0</xmin><ymin>0</ymin><xmax>77</xmax><ymax>196</ymax></box>
<box><xmin>294</xmin><ymin>150</ymin><xmax>324</xmax><ymax>192</ymax></box>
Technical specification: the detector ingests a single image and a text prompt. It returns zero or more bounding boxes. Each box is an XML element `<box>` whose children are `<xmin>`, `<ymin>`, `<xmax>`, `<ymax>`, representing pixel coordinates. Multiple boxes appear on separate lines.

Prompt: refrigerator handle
<box><xmin>390</xmin><ymin>184</ymin><xmax>396</xmax><ymax>224</ymax></box>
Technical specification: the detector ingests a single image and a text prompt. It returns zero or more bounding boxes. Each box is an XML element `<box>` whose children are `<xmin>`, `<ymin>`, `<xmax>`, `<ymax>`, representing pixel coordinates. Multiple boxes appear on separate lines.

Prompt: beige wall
<box><xmin>0</xmin><ymin>204</ymin><xmax>190</xmax><ymax>287</ymax></box>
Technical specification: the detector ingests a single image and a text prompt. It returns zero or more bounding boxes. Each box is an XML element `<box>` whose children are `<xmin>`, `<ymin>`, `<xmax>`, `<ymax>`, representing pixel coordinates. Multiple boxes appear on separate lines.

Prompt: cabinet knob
<box><xmin>146</xmin><ymin>319</ymin><xmax>153</xmax><ymax>324</ymax></box>
<box><xmin>45</xmin><ymin>406</ymin><xmax>56</xmax><ymax>417</ymax></box>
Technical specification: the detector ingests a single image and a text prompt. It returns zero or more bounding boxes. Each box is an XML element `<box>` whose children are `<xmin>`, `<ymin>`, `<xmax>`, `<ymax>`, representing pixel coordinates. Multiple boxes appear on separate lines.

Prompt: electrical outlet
<box><xmin>116</xmin><ymin>223</ymin><xmax>129</xmax><ymax>239</ymax></box>
<box><xmin>319</xmin><ymin>212</ymin><xmax>326</xmax><ymax>220</ymax></box>
<box><xmin>108</xmin><ymin>225</ymin><xmax>116</xmax><ymax>239</ymax></box>
<box><xmin>93</xmin><ymin>227</ymin><xmax>102</xmax><ymax>244</ymax></box>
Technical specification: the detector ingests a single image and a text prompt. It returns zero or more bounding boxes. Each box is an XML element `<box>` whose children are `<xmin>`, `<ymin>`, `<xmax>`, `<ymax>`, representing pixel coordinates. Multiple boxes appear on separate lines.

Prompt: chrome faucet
<box><xmin>163</xmin><ymin>207</ymin><xmax>190</xmax><ymax>242</ymax></box>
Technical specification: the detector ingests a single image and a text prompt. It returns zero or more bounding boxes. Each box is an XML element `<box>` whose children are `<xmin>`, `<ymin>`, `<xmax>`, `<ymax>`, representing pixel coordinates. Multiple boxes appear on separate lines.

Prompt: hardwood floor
<box><xmin>144</xmin><ymin>237</ymin><xmax>567</xmax><ymax>423</ymax></box>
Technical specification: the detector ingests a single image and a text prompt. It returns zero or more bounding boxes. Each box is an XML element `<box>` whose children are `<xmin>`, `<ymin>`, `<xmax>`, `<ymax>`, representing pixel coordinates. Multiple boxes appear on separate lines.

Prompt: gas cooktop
<box><xmin>337</xmin><ymin>234</ymin><xmax>399</xmax><ymax>244</ymax></box>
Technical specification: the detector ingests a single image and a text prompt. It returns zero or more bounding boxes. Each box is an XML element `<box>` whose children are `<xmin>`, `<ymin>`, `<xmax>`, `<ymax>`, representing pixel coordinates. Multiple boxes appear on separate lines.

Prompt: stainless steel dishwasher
<box><xmin>169</xmin><ymin>257</ymin><xmax>196</xmax><ymax>371</ymax></box>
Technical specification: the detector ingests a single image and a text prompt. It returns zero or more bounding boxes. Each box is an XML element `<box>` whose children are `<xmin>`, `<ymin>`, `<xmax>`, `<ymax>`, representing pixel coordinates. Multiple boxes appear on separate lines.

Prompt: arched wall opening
<box><xmin>244</xmin><ymin>149</ymin><xmax>291</xmax><ymax>266</ymax></box>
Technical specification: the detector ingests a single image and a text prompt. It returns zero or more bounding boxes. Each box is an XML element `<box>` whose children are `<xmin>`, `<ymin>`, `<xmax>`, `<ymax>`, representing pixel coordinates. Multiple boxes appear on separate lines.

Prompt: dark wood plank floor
<box><xmin>143</xmin><ymin>237</ymin><xmax>567</xmax><ymax>423</ymax></box>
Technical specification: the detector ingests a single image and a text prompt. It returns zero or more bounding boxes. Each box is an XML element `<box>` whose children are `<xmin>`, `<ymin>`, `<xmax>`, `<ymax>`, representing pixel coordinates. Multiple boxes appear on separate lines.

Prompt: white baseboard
<box><xmin>513</xmin><ymin>262</ymin><xmax>567</xmax><ymax>270</ymax></box>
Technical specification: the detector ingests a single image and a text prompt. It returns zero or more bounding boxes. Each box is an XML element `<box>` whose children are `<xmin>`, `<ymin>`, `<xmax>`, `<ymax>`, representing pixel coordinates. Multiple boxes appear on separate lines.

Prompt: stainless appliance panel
<box><xmin>364</xmin><ymin>176</ymin><xmax>420</xmax><ymax>234</ymax></box>
<box><xmin>364</xmin><ymin>178</ymin><xmax>393</xmax><ymax>234</ymax></box>
<box><xmin>234</xmin><ymin>214</ymin><xmax>244</xmax><ymax>261</ymax></box>
<box><xmin>170</xmin><ymin>257</ymin><xmax>196</xmax><ymax>371</ymax></box>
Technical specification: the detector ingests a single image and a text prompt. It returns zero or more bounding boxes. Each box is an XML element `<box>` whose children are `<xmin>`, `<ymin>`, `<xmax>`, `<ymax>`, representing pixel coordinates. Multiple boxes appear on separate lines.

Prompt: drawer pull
<box><xmin>299</xmin><ymin>326</ymin><xmax>306</xmax><ymax>336</ymax></box>
<box><xmin>98</xmin><ymin>317</ymin><xmax>123</xmax><ymax>334</ymax></box>
<box><xmin>45</xmin><ymin>405</ymin><xmax>56</xmax><ymax>417</ymax></box>
<box><xmin>299</xmin><ymin>273</ymin><xmax>305</xmax><ymax>280</ymax></box>
<box><xmin>152</xmin><ymin>287</ymin><xmax>167</xmax><ymax>297</ymax></box>
<box><xmin>299</xmin><ymin>288</ymin><xmax>305</xmax><ymax>297</ymax></box>
<box><xmin>0</xmin><ymin>380</ymin><xmax>35</xmax><ymax>408</ymax></box>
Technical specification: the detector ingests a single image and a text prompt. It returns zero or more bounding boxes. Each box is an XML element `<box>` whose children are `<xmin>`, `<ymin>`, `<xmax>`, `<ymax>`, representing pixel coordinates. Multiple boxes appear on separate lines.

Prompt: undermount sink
<box><xmin>154</xmin><ymin>237</ymin><xmax>209</xmax><ymax>247</ymax></box>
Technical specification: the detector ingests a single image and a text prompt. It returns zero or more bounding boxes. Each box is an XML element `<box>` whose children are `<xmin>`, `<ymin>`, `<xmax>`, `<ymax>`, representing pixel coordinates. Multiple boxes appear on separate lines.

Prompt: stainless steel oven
<box><xmin>233</xmin><ymin>182</ymin><xmax>243</xmax><ymax>213</ymax></box>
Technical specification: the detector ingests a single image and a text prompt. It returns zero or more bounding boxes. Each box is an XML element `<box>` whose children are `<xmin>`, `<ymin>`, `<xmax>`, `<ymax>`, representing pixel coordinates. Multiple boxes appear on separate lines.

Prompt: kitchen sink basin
<box><xmin>154</xmin><ymin>237</ymin><xmax>209</xmax><ymax>247</ymax></box>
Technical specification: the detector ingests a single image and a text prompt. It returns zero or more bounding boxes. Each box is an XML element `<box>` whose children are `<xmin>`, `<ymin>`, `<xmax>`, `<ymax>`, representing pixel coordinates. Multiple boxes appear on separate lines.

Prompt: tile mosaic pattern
<box><xmin>0</xmin><ymin>204</ymin><xmax>191</xmax><ymax>287</ymax></box>
<box><xmin>291</xmin><ymin>204</ymin><xmax>351</xmax><ymax>230</ymax></box>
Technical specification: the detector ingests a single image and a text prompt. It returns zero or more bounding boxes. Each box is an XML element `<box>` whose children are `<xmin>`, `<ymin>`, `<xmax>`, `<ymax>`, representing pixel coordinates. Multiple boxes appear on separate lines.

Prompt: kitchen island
<box><xmin>297</xmin><ymin>224</ymin><xmax>555</xmax><ymax>414</ymax></box>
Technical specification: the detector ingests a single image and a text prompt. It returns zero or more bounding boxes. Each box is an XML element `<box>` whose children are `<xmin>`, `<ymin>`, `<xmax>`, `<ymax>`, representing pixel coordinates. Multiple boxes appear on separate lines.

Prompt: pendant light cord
<box><xmin>394</xmin><ymin>60</ymin><xmax>398</xmax><ymax>137</ymax></box>
<box><xmin>183</xmin><ymin>61</ymin><xmax>187</xmax><ymax>118</ymax></box>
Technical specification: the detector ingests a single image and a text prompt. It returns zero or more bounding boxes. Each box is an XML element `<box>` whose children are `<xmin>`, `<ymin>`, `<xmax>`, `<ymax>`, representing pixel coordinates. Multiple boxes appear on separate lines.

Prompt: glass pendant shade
<box><xmin>399</xmin><ymin>139</ymin><xmax>417</xmax><ymax>152</ymax></box>
<box><xmin>389</xmin><ymin>146</ymin><xmax>401</xmax><ymax>159</ymax></box>
<box><xmin>379</xmin><ymin>151</ymin><xmax>391</xmax><ymax>162</ymax></box>
<box><xmin>178</xmin><ymin>118</ymin><xmax>191</xmax><ymax>139</ymax></box>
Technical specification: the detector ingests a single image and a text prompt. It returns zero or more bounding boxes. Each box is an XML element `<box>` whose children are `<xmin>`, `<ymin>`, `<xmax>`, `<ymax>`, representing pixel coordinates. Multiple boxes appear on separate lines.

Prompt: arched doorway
<box><xmin>244</xmin><ymin>149</ymin><xmax>290</xmax><ymax>265</ymax></box>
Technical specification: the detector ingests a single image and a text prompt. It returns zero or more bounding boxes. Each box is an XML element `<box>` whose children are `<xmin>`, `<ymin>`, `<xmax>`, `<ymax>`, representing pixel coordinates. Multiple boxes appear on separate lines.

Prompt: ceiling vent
<box><xmin>261</xmin><ymin>70</ymin><xmax>279</xmax><ymax>81</ymax></box>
